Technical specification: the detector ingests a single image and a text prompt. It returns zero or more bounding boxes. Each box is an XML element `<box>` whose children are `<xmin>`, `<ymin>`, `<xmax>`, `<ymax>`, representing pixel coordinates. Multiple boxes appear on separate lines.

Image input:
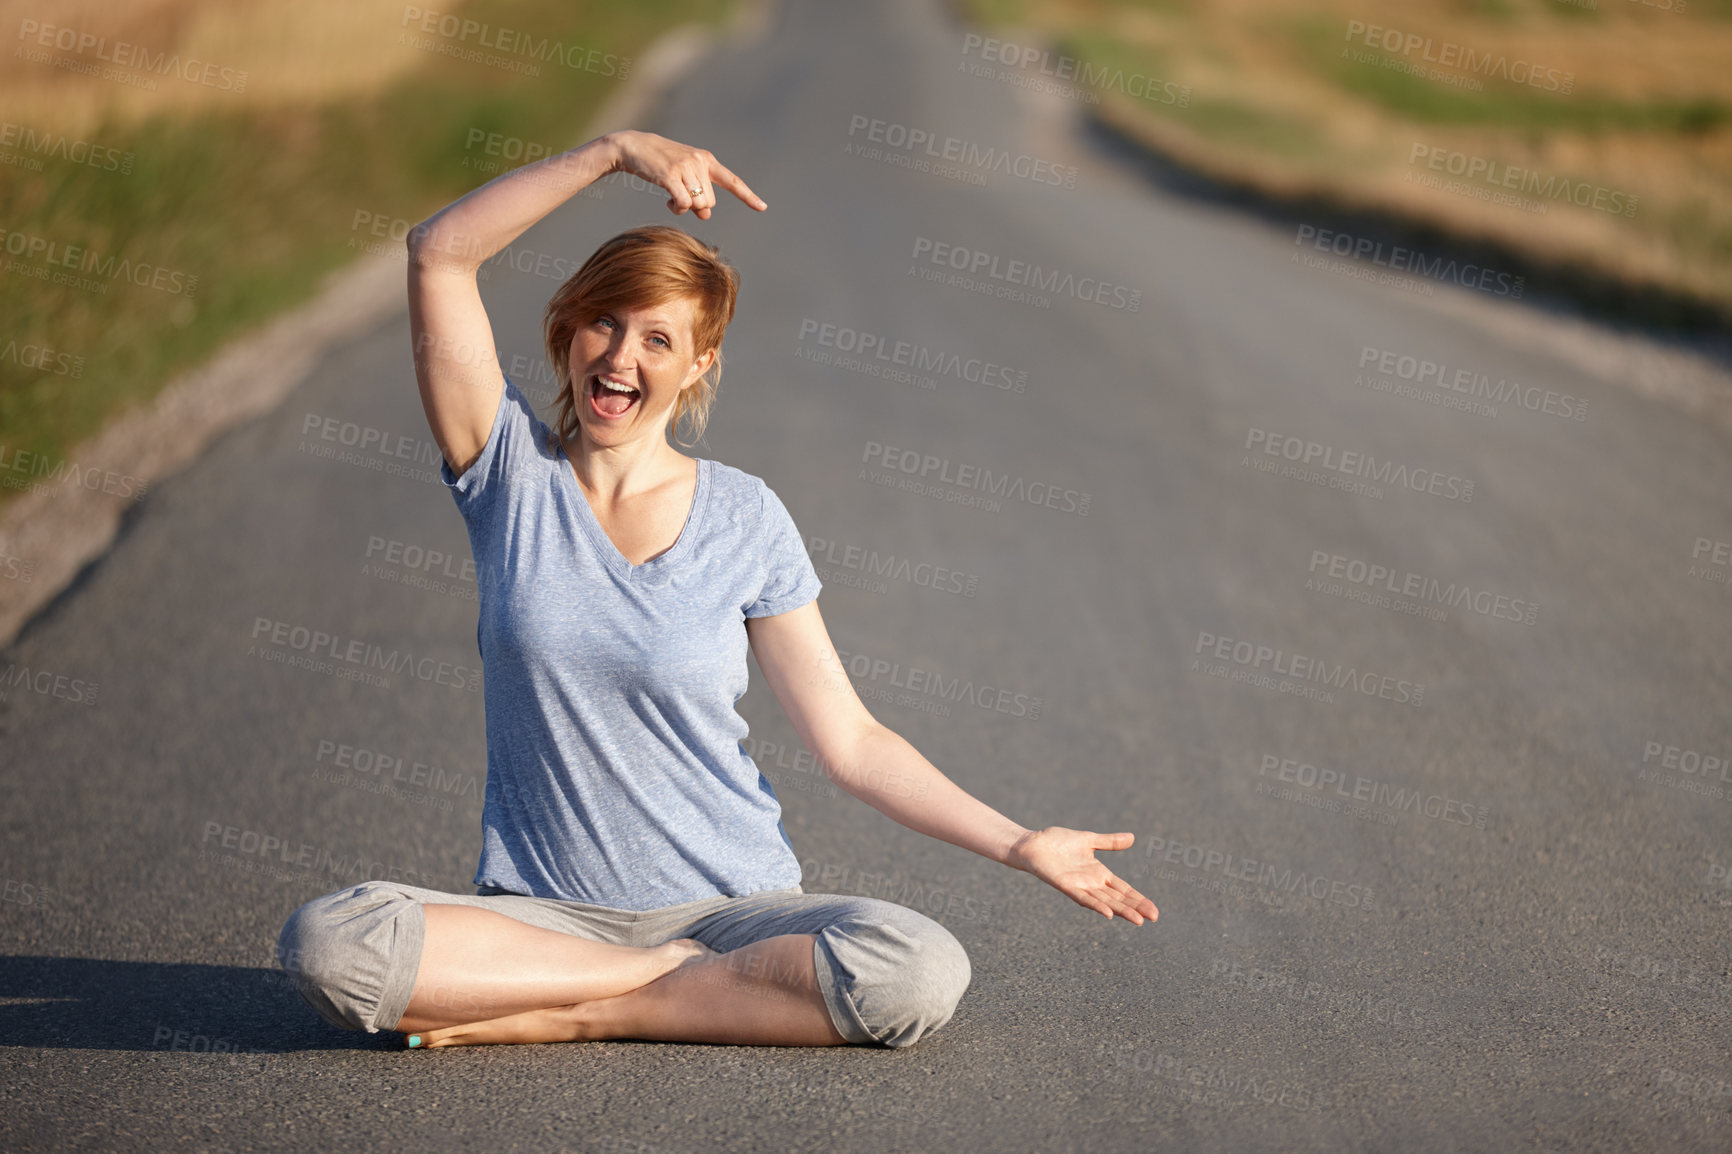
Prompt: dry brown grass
<box><xmin>0</xmin><ymin>0</ymin><xmax>424</xmax><ymax>133</ymax></box>
<box><xmin>969</xmin><ymin>0</ymin><xmax>1732</xmax><ymax>317</ymax></box>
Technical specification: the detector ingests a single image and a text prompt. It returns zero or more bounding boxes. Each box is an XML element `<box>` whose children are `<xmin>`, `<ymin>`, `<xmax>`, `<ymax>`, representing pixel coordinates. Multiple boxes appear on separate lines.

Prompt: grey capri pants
<box><xmin>277</xmin><ymin>881</ymin><xmax>972</xmax><ymax>1048</ymax></box>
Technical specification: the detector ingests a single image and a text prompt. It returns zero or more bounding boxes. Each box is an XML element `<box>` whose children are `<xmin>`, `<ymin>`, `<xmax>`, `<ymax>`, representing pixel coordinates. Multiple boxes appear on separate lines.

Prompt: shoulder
<box><xmin>702</xmin><ymin>458</ymin><xmax>776</xmax><ymax>523</ymax></box>
<box><xmin>698</xmin><ymin>460</ymin><xmax>813</xmax><ymax>547</ymax></box>
<box><xmin>501</xmin><ymin>376</ymin><xmax>555</xmax><ymax>443</ymax></box>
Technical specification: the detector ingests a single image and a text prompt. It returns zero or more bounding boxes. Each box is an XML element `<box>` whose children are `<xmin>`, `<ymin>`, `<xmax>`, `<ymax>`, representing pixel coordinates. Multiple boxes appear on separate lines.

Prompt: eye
<box><xmin>594</xmin><ymin>316</ymin><xmax>616</xmax><ymax>331</ymax></box>
<box><xmin>649</xmin><ymin>334</ymin><xmax>671</xmax><ymax>349</ymax></box>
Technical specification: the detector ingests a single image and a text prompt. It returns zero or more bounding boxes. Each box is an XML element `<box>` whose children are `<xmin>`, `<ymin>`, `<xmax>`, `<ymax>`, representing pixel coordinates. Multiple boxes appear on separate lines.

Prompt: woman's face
<box><xmin>567</xmin><ymin>297</ymin><xmax>714</xmax><ymax>450</ymax></box>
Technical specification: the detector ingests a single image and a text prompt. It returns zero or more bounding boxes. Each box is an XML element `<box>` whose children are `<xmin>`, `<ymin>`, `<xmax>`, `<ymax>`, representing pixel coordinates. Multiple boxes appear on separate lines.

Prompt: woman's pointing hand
<box><xmin>604</xmin><ymin>130</ymin><xmax>767</xmax><ymax>221</ymax></box>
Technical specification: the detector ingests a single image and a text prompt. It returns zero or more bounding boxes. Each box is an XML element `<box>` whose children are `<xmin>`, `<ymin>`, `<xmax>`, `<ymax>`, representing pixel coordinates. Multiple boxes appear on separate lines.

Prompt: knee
<box><xmin>821</xmin><ymin>903</ymin><xmax>972</xmax><ymax>1049</ymax></box>
<box><xmin>277</xmin><ymin>882</ymin><xmax>422</xmax><ymax>1033</ymax></box>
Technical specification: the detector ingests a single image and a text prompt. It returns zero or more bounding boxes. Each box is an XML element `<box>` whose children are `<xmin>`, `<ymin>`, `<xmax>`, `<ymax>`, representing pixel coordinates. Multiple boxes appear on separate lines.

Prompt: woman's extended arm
<box><xmin>747</xmin><ymin>601</ymin><xmax>1158</xmax><ymax>925</ymax></box>
<box><xmin>405</xmin><ymin>130</ymin><xmax>766</xmax><ymax>475</ymax></box>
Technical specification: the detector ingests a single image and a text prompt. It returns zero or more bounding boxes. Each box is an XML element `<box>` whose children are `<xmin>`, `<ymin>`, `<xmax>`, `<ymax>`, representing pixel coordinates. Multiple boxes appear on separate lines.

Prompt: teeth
<box><xmin>597</xmin><ymin>379</ymin><xmax>637</xmax><ymax>394</ymax></box>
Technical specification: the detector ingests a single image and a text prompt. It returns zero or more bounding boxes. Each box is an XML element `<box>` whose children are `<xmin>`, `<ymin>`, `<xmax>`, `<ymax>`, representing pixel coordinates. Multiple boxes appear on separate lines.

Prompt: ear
<box><xmin>683</xmin><ymin>347</ymin><xmax>718</xmax><ymax>392</ymax></box>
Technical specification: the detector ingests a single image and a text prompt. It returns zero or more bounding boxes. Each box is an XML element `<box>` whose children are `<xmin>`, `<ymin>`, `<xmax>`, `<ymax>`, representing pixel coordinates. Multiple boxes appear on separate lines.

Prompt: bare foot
<box><xmin>661</xmin><ymin>937</ymin><xmax>718</xmax><ymax>970</ymax></box>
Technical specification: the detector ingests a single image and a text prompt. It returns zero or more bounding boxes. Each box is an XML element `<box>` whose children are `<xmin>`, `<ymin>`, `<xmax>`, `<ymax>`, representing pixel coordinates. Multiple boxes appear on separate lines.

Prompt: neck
<box><xmin>562</xmin><ymin>428</ymin><xmax>686</xmax><ymax>501</ymax></box>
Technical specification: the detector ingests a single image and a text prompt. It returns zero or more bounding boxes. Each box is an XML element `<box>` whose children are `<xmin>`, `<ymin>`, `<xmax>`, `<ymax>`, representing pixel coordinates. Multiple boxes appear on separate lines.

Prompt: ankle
<box><xmin>565</xmin><ymin>998</ymin><xmax>614</xmax><ymax>1042</ymax></box>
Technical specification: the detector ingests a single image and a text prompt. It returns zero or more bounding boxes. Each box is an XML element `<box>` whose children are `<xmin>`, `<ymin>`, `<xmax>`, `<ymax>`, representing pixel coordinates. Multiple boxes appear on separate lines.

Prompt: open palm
<box><xmin>1008</xmin><ymin>827</ymin><xmax>1158</xmax><ymax>925</ymax></box>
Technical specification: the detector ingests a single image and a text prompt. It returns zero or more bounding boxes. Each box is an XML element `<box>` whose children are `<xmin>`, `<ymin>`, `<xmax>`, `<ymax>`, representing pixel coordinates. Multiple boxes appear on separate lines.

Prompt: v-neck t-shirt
<box><xmin>439</xmin><ymin>376</ymin><xmax>823</xmax><ymax>909</ymax></box>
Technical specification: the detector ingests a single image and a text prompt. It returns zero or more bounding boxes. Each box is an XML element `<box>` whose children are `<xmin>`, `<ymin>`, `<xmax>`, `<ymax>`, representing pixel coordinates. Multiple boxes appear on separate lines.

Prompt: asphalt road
<box><xmin>4</xmin><ymin>0</ymin><xmax>1730</xmax><ymax>1150</ymax></box>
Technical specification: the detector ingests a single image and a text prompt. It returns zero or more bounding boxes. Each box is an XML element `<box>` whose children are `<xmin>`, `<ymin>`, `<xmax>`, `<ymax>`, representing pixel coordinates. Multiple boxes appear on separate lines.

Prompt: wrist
<box><xmin>1000</xmin><ymin>825</ymin><xmax>1038</xmax><ymax>872</ymax></box>
<box><xmin>591</xmin><ymin>131</ymin><xmax>627</xmax><ymax>172</ymax></box>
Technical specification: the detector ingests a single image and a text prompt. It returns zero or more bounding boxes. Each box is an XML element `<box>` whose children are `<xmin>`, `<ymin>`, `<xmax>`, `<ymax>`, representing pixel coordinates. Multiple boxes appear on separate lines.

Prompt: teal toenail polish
<box><xmin>407</xmin><ymin>1035</ymin><xmax>422</xmax><ymax>1048</ymax></box>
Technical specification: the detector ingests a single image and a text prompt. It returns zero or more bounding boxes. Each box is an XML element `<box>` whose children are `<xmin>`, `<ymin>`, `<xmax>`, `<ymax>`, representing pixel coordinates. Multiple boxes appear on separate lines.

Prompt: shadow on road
<box><xmin>0</xmin><ymin>955</ymin><xmax>395</xmax><ymax>1053</ymax></box>
<box><xmin>1082</xmin><ymin>112</ymin><xmax>1732</xmax><ymax>346</ymax></box>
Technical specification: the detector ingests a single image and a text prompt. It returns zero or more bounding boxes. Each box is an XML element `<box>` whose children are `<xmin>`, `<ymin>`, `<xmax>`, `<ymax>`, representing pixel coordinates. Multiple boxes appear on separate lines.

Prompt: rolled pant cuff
<box><xmin>370</xmin><ymin>900</ymin><xmax>426</xmax><ymax>1033</ymax></box>
<box><xmin>812</xmin><ymin>934</ymin><xmax>876</xmax><ymax>1045</ymax></box>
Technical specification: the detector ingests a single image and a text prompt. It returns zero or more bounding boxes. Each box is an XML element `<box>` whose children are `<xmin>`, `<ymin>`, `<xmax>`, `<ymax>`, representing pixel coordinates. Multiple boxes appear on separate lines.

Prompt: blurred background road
<box><xmin>3</xmin><ymin>0</ymin><xmax>1730</xmax><ymax>1151</ymax></box>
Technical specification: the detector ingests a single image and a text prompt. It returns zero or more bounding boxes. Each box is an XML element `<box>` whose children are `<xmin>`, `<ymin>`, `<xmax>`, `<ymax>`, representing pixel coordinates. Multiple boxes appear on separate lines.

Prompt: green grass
<box><xmin>0</xmin><ymin>0</ymin><xmax>736</xmax><ymax>511</ymax></box>
<box><xmin>1053</xmin><ymin>29</ymin><xmax>1328</xmax><ymax>160</ymax></box>
<box><xmin>1269</xmin><ymin>11</ymin><xmax>1732</xmax><ymax>133</ymax></box>
<box><xmin>1324</xmin><ymin>51</ymin><xmax>1730</xmax><ymax>133</ymax></box>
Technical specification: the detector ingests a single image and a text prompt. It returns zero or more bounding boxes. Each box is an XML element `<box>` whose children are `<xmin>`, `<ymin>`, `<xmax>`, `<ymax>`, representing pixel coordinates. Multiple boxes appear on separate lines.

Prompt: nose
<box><xmin>603</xmin><ymin>329</ymin><xmax>636</xmax><ymax>376</ymax></box>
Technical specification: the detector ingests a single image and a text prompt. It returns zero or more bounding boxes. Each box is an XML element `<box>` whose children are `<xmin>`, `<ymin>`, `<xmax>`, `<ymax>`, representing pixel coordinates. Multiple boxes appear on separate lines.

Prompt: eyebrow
<box><xmin>601</xmin><ymin>312</ymin><xmax>681</xmax><ymax>332</ymax></box>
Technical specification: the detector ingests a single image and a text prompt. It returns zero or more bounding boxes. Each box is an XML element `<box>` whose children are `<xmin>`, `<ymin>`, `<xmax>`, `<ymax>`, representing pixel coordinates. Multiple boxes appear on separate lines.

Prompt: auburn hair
<box><xmin>542</xmin><ymin>225</ymin><xmax>739</xmax><ymax>450</ymax></box>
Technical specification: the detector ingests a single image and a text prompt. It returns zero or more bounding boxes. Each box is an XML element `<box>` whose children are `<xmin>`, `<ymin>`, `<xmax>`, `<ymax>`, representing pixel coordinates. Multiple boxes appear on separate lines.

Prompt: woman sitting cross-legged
<box><xmin>276</xmin><ymin>129</ymin><xmax>1157</xmax><ymax>1051</ymax></box>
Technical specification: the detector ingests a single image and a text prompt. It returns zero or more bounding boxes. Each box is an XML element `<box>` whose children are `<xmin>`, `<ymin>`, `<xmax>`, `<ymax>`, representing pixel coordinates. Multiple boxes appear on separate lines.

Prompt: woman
<box><xmin>277</xmin><ymin>129</ymin><xmax>1156</xmax><ymax>1051</ymax></box>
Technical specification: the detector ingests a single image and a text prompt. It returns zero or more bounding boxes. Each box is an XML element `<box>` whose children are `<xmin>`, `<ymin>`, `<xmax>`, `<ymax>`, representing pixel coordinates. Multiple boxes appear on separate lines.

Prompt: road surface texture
<box><xmin>3</xmin><ymin>0</ymin><xmax>1729</xmax><ymax>1151</ymax></box>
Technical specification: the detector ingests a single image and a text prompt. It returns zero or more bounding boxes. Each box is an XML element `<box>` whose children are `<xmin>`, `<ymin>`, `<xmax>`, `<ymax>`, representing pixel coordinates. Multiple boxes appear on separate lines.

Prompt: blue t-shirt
<box><xmin>439</xmin><ymin>376</ymin><xmax>823</xmax><ymax>910</ymax></box>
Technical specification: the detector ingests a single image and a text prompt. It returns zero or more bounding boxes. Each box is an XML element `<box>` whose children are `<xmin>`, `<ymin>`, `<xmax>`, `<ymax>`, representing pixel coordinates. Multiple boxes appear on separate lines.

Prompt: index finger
<box><xmin>709</xmin><ymin>159</ymin><xmax>767</xmax><ymax>211</ymax></box>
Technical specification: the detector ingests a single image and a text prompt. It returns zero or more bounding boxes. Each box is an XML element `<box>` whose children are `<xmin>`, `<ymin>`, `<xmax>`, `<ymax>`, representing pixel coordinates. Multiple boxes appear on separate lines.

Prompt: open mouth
<box><xmin>589</xmin><ymin>376</ymin><xmax>641</xmax><ymax>418</ymax></box>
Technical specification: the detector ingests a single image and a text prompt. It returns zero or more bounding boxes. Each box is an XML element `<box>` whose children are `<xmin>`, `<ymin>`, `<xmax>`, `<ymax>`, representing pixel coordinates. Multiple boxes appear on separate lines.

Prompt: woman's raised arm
<box><xmin>405</xmin><ymin>130</ymin><xmax>767</xmax><ymax>476</ymax></box>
